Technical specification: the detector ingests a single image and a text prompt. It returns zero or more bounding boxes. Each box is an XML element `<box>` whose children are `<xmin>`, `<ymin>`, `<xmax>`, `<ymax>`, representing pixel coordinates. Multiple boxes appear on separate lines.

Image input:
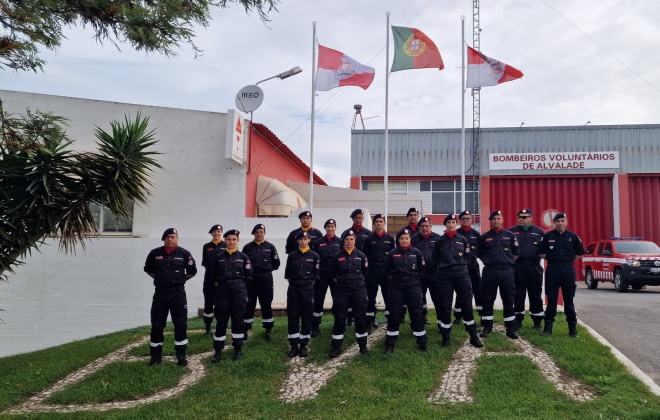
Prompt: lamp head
<box><xmin>278</xmin><ymin>66</ymin><xmax>303</xmax><ymax>80</ymax></box>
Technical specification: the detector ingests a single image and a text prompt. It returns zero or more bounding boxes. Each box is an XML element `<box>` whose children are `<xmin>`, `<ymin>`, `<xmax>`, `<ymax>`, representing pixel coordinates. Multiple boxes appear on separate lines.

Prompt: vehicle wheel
<box><xmin>631</xmin><ymin>284</ymin><xmax>644</xmax><ymax>290</ymax></box>
<box><xmin>613</xmin><ymin>269</ymin><xmax>628</xmax><ymax>293</ymax></box>
<box><xmin>584</xmin><ymin>269</ymin><xmax>598</xmax><ymax>289</ymax></box>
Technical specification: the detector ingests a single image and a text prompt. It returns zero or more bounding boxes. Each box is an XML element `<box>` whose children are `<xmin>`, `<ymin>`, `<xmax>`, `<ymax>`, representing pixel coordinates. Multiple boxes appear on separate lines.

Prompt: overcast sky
<box><xmin>2</xmin><ymin>0</ymin><xmax>659</xmax><ymax>187</ymax></box>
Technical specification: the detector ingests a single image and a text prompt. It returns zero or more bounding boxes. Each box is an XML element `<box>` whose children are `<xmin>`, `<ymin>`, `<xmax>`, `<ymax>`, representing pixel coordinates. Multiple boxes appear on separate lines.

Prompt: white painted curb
<box><xmin>579</xmin><ymin>319</ymin><xmax>660</xmax><ymax>396</ymax></box>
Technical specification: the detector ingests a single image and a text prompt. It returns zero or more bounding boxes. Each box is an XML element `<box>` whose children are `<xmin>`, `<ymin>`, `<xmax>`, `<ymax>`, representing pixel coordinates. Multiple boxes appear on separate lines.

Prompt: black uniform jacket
<box><xmin>311</xmin><ymin>235</ymin><xmax>342</xmax><ymax>270</ymax></box>
<box><xmin>341</xmin><ymin>226</ymin><xmax>372</xmax><ymax>251</ymax></box>
<box><xmin>477</xmin><ymin>228</ymin><xmax>519</xmax><ymax>266</ymax></box>
<box><xmin>241</xmin><ymin>240</ymin><xmax>280</xmax><ymax>273</ymax></box>
<box><xmin>411</xmin><ymin>232</ymin><xmax>442</xmax><ymax>274</ymax></box>
<box><xmin>385</xmin><ymin>246</ymin><xmax>425</xmax><ymax>279</ymax></box>
<box><xmin>284</xmin><ymin>248</ymin><xmax>320</xmax><ymax>282</ymax></box>
<box><xmin>456</xmin><ymin>226</ymin><xmax>480</xmax><ymax>262</ymax></box>
<box><xmin>208</xmin><ymin>249</ymin><xmax>253</xmax><ymax>283</ymax></box>
<box><xmin>509</xmin><ymin>225</ymin><xmax>544</xmax><ymax>263</ymax></box>
<box><xmin>201</xmin><ymin>240</ymin><xmax>226</xmax><ymax>283</ymax></box>
<box><xmin>330</xmin><ymin>248</ymin><xmax>369</xmax><ymax>281</ymax></box>
<box><xmin>432</xmin><ymin>233</ymin><xmax>470</xmax><ymax>269</ymax></box>
<box><xmin>363</xmin><ymin>231</ymin><xmax>395</xmax><ymax>266</ymax></box>
<box><xmin>538</xmin><ymin>229</ymin><xmax>585</xmax><ymax>262</ymax></box>
<box><xmin>285</xmin><ymin>227</ymin><xmax>324</xmax><ymax>254</ymax></box>
<box><xmin>144</xmin><ymin>246</ymin><xmax>197</xmax><ymax>288</ymax></box>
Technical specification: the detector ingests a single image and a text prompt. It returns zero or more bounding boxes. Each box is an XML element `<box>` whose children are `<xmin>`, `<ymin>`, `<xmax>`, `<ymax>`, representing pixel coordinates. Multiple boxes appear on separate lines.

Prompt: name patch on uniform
<box><xmin>156</xmin><ymin>256</ymin><xmax>163</xmax><ymax>260</ymax></box>
<box><xmin>338</xmin><ymin>257</ymin><xmax>346</xmax><ymax>261</ymax></box>
<box><xmin>485</xmin><ymin>238</ymin><xmax>493</xmax><ymax>242</ymax></box>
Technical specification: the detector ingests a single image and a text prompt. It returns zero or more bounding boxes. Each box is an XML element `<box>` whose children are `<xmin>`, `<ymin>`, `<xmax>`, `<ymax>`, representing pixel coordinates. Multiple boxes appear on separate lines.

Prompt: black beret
<box><xmin>418</xmin><ymin>216</ymin><xmax>431</xmax><ymax>224</ymax></box>
<box><xmin>406</xmin><ymin>207</ymin><xmax>419</xmax><ymax>217</ymax></box>
<box><xmin>399</xmin><ymin>228</ymin><xmax>412</xmax><ymax>237</ymax></box>
<box><xmin>372</xmin><ymin>213</ymin><xmax>385</xmax><ymax>222</ymax></box>
<box><xmin>518</xmin><ymin>208</ymin><xmax>533</xmax><ymax>217</ymax></box>
<box><xmin>444</xmin><ymin>214</ymin><xmax>458</xmax><ymax>225</ymax></box>
<box><xmin>295</xmin><ymin>230</ymin><xmax>310</xmax><ymax>240</ymax></box>
<box><xmin>161</xmin><ymin>228</ymin><xmax>178</xmax><ymax>241</ymax></box>
<box><xmin>298</xmin><ymin>211</ymin><xmax>312</xmax><ymax>219</ymax></box>
<box><xmin>223</xmin><ymin>229</ymin><xmax>240</xmax><ymax>238</ymax></box>
<box><xmin>553</xmin><ymin>212</ymin><xmax>567</xmax><ymax>221</ymax></box>
<box><xmin>251</xmin><ymin>224</ymin><xmax>265</xmax><ymax>234</ymax></box>
<box><xmin>208</xmin><ymin>224</ymin><xmax>223</xmax><ymax>234</ymax></box>
<box><xmin>488</xmin><ymin>210</ymin><xmax>503</xmax><ymax>220</ymax></box>
<box><xmin>341</xmin><ymin>229</ymin><xmax>356</xmax><ymax>242</ymax></box>
<box><xmin>324</xmin><ymin>219</ymin><xmax>336</xmax><ymax>228</ymax></box>
<box><xmin>350</xmin><ymin>209</ymin><xmax>364</xmax><ymax>218</ymax></box>
<box><xmin>458</xmin><ymin>210</ymin><xmax>472</xmax><ymax>219</ymax></box>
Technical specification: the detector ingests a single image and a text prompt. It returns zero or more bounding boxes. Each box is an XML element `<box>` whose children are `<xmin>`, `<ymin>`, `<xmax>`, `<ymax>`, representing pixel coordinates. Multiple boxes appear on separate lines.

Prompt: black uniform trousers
<box><xmin>213</xmin><ymin>281</ymin><xmax>248</xmax><ymax>350</ymax></box>
<box><xmin>385</xmin><ymin>277</ymin><xmax>428</xmax><ymax>346</ymax></box>
<box><xmin>454</xmin><ymin>260</ymin><xmax>482</xmax><ymax>317</ymax></box>
<box><xmin>244</xmin><ymin>271</ymin><xmax>275</xmax><ymax>330</ymax></box>
<box><xmin>313</xmin><ymin>269</ymin><xmax>335</xmax><ymax>324</ymax></box>
<box><xmin>150</xmin><ymin>286</ymin><xmax>188</xmax><ymax>347</ymax></box>
<box><xmin>544</xmin><ymin>264</ymin><xmax>578</xmax><ymax>323</ymax></box>
<box><xmin>421</xmin><ymin>273</ymin><xmax>441</xmax><ymax>318</ymax></box>
<box><xmin>331</xmin><ymin>281</ymin><xmax>369</xmax><ymax>348</ymax></box>
<box><xmin>438</xmin><ymin>267</ymin><xmax>475</xmax><ymax>328</ymax></box>
<box><xmin>481</xmin><ymin>266</ymin><xmax>516</xmax><ymax>326</ymax></box>
<box><xmin>366</xmin><ymin>263</ymin><xmax>388</xmax><ymax>319</ymax></box>
<box><xmin>202</xmin><ymin>281</ymin><xmax>216</xmax><ymax>321</ymax></box>
<box><xmin>514</xmin><ymin>263</ymin><xmax>545</xmax><ymax>323</ymax></box>
<box><xmin>287</xmin><ymin>282</ymin><xmax>314</xmax><ymax>345</ymax></box>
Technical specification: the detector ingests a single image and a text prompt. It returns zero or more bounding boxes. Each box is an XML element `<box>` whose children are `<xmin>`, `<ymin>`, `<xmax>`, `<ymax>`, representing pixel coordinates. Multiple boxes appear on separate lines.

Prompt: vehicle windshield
<box><xmin>615</xmin><ymin>241</ymin><xmax>660</xmax><ymax>254</ymax></box>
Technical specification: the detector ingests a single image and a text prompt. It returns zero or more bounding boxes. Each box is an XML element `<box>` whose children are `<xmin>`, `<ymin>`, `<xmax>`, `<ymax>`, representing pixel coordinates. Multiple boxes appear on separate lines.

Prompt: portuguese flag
<box><xmin>391</xmin><ymin>26</ymin><xmax>444</xmax><ymax>72</ymax></box>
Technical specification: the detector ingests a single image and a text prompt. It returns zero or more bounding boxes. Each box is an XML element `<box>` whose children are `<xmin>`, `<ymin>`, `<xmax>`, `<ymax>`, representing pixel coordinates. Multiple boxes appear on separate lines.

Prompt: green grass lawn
<box><xmin>1</xmin><ymin>311</ymin><xmax>659</xmax><ymax>419</ymax></box>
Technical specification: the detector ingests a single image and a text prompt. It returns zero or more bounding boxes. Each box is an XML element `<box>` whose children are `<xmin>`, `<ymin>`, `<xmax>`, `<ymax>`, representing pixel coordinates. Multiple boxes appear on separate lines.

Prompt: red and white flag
<box><xmin>315</xmin><ymin>45</ymin><xmax>375</xmax><ymax>91</ymax></box>
<box><xmin>466</xmin><ymin>46</ymin><xmax>523</xmax><ymax>88</ymax></box>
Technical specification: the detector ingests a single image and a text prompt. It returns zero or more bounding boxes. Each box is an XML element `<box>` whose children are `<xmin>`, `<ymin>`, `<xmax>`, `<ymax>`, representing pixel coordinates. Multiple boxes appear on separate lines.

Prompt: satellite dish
<box><xmin>235</xmin><ymin>85</ymin><xmax>264</xmax><ymax>113</ymax></box>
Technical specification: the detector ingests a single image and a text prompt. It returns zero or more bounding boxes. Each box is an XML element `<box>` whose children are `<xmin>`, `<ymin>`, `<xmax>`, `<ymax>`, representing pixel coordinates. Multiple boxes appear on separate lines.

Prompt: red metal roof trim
<box><xmin>252</xmin><ymin>123</ymin><xmax>327</xmax><ymax>186</ymax></box>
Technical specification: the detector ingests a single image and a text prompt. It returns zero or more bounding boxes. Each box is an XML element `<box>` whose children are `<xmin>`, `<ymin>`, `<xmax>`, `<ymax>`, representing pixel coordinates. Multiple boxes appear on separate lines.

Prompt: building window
<box><xmin>362</xmin><ymin>181</ymin><xmax>408</xmax><ymax>193</ymax></box>
<box><xmin>420</xmin><ymin>180</ymin><xmax>478</xmax><ymax>214</ymax></box>
<box><xmin>89</xmin><ymin>202</ymin><xmax>134</xmax><ymax>233</ymax></box>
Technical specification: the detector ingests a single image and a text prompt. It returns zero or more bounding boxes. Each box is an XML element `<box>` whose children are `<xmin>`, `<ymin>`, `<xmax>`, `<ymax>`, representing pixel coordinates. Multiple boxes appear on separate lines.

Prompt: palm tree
<box><xmin>0</xmin><ymin>103</ymin><xmax>162</xmax><ymax>279</ymax></box>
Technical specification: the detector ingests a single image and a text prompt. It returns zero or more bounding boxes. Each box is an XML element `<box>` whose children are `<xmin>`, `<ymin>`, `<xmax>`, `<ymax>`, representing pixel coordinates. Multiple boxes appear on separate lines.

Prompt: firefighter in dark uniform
<box><xmin>284</xmin><ymin>230</ymin><xmax>320</xmax><ymax>358</ymax></box>
<box><xmin>477</xmin><ymin>210</ymin><xmax>519</xmax><ymax>339</ymax></box>
<box><xmin>144</xmin><ymin>228</ymin><xmax>197</xmax><ymax>366</ymax></box>
<box><xmin>384</xmin><ymin>228</ymin><xmax>429</xmax><ymax>354</ymax></box>
<box><xmin>341</xmin><ymin>209</ymin><xmax>372</xmax><ymax>327</ymax></box>
<box><xmin>310</xmin><ymin>219</ymin><xmax>342</xmax><ymax>337</ymax></box>
<box><xmin>363</xmin><ymin>214</ymin><xmax>395</xmax><ymax>331</ymax></box>
<box><xmin>538</xmin><ymin>212</ymin><xmax>585</xmax><ymax>337</ymax></box>
<box><xmin>201</xmin><ymin>224</ymin><xmax>225</xmax><ymax>336</ymax></box>
<box><xmin>432</xmin><ymin>214</ymin><xmax>483</xmax><ymax>348</ymax></box>
<box><xmin>285</xmin><ymin>211</ymin><xmax>324</xmax><ymax>254</ymax></box>
<box><xmin>241</xmin><ymin>224</ymin><xmax>280</xmax><ymax>340</ymax></box>
<box><xmin>509</xmin><ymin>208</ymin><xmax>545</xmax><ymax>330</ymax></box>
<box><xmin>411</xmin><ymin>217</ymin><xmax>441</xmax><ymax>325</ymax></box>
<box><xmin>396</xmin><ymin>207</ymin><xmax>420</xmax><ymax>239</ymax></box>
<box><xmin>455</xmin><ymin>211</ymin><xmax>482</xmax><ymax>325</ymax></box>
<box><xmin>328</xmin><ymin>229</ymin><xmax>370</xmax><ymax>357</ymax></box>
<box><xmin>208</xmin><ymin>229</ymin><xmax>252</xmax><ymax>363</ymax></box>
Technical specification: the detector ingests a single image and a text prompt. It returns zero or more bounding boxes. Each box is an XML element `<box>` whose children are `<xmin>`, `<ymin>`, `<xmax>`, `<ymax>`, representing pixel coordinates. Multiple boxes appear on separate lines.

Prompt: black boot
<box><xmin>244</xmin><ymin>328</ymin><xmax>249</xmax><ymax>341</ymax></box>
<box><xmin>265</xmin><ymin>326</ymin><xmax>273</xmax><ymax>340</ymax></box>
<box><xmin>533</xmin><ymin>318</ymin><xmax>543</xmax><ymax>330</ymax></box>
<box><xmin>505</xmin><ymin>325</ymin><xmax>519</xmax><ymax>339</ymax></box>
<box><xmin>384</xmin><ymin>345</ymin><xmax>395</xmax><ymax>354</ymax></box>
<box><xmin>175</xmin><ymin>345</ymin><xmax>188</xmax><ymax>366</ymax></box>
<box><xmin>359</xmin><ymin>341</ymin><xmax>369</xmax><ymax>354</ymax></box>
<box><xmin>149</xmin><ymin>346</ymin><xmax>162</xmax><ymax>365</ymax></box>
<box><xmin>299</xmin><ymin>342</ymin><xmax>309</xmax><ymax>357</ymax></box>
<box><xmin>479</xmin><ymin>320</ymin><xmax>493</xmax><ymax>338</ymax></box>
<box><xmin>453</xmin><ymin>309</ymin><xmax>463</xmax><ymax>326</ymax></box>
<box><xmin>514</xmin><ymin>314</ymin><xmax>524</xmax><ymax>331</ymax></box>
<box><xmin>211</xmin><ymin>352</ymin><xmax>222</xmax><ymax>363</ymax></box>
<box><xmin>467</xmin><ymin>325</ymin><xmax>484</xmax><ymax>348</ymax></box>
<box><xmin>330</xmin><ymin>338</ymin><xmax>342</xmax><ymax>358</ymax></box>
<box><xmin>418</xmin><ymin>342</ymin><xmax>429</xmax><ymax>352</ymax></box>
<box><xmin>440</xmin><ymin>327</ymin><xmax>452</xmax><ymax>348</ymax></box>
<box><xmin>233</xmin><ymin>347</ymin><xmax>243</xmax><ymax>361</ymax></box>
<box><xmin>287</xmin><ymin>344</ymin><xmax>299</xmax><ymax>358</ymax></box>
<box><xmin>311</xmin><ymin>318</ymin><xmax>320</xmax><ymax>338</ymax></box>
<box><xmin>211</xmin><ymin>339</ymin><xmax>224</xmax><ymax>363</ymax></box>
<box><xmin>568</xmin><ymin>322</ymin><xmax>579</xmax><ymax>338</ymax></box>
<box><xmin>542</xmin><ymin>321</ymin><xmax>554</xmax><ymax>335</ymax></box>
<box><xmin>204</xmin><ymin>317</ymin><xmax>213</xmax><ymax>336</ymax></box>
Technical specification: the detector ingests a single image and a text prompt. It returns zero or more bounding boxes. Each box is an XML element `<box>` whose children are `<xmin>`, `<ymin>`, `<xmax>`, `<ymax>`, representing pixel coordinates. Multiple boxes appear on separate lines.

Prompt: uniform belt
<box><xmin>516</xmin><ymin>260</ymin><xmax>541</xmax><ymax>266</ymax></box>
<box><xmin>291</xmin><ymin>280</ymin><xmax>313</xmax><ymax>286</ymax></box>
<box><xmin>390</xmin><ymin>275</ymin><xmax>419</xmax><ymax>281</ymax></box>
<box><xmin>155</xmin><ymin>285</ymin><xmax>185</xmax><ymax>293</ymax></box>
<box><xmin>547</xmin><ymin>260</ymin><xmax>574</xmax><ymax>266</ymax></box>
<box><xmin>485</xmin><ymin>264</ymin><xmax>513</xmax><ymax>270</ymax></box>
<box><xmin>337</xmin><ymin>278</ymin><xmax>364</xmax><ymax>285</ymax></box>
<box><xmin>438</xmin><ymin>265</ymin><xmax>467</xmax><ymax>272</ymax></box>
<box><xmin>219</xmin><ymin>279</ymin><xmax>244</xmax><ymax>285</ymax></box>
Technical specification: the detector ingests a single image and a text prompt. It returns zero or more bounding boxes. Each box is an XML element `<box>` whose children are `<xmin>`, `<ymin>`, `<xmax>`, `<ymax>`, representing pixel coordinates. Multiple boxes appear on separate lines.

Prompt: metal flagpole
<box><xmin>384</xmin><ymin>12</ymin><xmax>390</xmax><ymax>222</ymax></box>
<box><xmin>310</xmin><ymin>22</ymin><xmax>317</xmax><ymax>212</ymax></box>
<box><xmin>460</xmin><ymin>16</ymin><xmax>466</xmax><ymax>211</ymax></box>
